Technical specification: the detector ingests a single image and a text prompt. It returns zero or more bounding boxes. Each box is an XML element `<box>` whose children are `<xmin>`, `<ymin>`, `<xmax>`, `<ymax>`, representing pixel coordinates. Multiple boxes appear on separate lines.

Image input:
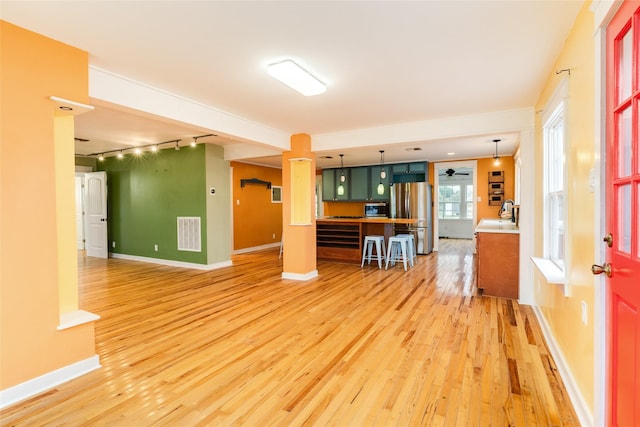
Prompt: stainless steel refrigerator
<box><xmin>390</xmin><ymin>182</ymin><xmax>433</xmax><ymax>254</ymax></box>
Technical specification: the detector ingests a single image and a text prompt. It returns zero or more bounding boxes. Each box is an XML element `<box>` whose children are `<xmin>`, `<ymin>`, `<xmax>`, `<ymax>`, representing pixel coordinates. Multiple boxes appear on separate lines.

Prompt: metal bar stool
<box><xmin>361</xmin><ymin>235</ymin><xmax>386</xmax><ymax>269</ymax></box>
<box><xmin>386</xmin><ymin>235</ymin><xmax>411</xmax><ymax>271</ymax></box>
<box><xmin>395</xmin><ymin>233</ymin><xmax>416</xmax><ymax>267</ymax></box>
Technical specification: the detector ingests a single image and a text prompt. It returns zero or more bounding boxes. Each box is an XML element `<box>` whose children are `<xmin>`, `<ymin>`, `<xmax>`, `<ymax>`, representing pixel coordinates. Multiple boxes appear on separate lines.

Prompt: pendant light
<box><xmin>377</xmin><ymin>150</ymin><xmax>386</xmax><ymax>195</ymax></box>
<box><xmin>493</xmin><ymin>139</ymin><xmax>501</xmax><ymax>165</ymax></box>
<box><xmin>337</xmin><ymin>154</ymin><xmax>345</xmax><ymax>196</ymax></box>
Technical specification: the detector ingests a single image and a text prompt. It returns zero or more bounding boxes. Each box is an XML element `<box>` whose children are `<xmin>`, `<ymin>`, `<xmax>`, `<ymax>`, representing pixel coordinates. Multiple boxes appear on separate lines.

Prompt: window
<box><xmin>543</xmin><ymin>79</ymin><xmax>567</xmax><ymax>271</ymax></box>
<box><xmin>438</xmin><ymin>183</ymin><xmax>474</xmax><ymax>219</ymax></box>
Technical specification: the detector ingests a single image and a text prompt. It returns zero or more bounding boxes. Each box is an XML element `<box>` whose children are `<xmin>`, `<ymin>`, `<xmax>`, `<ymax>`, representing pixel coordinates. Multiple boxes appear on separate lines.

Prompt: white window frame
<box><xmin>542</xmin><ymin>78</ymin><xmax>569</xmax><ymax>273</ymax></box>
<box><xmin>438</xmin><ymin>182</ymin><xmax>474</xmax><ymax>220</ymax></box>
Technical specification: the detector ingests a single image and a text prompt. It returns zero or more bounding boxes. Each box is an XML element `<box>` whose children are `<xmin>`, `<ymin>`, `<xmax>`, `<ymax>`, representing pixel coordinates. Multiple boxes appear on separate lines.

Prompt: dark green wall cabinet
<box><xmin>322</xmin><ymin>168</ymin><xmax>350</xmax><ymax>201</ymax></box>
<box><xmin>321</xmin><ymin>161</ymin><xmax>427</xmax><ymax>202</ymax></box>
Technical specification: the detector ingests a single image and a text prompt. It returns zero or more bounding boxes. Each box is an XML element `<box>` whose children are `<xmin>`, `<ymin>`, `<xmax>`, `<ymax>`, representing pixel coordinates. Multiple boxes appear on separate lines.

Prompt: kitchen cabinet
<box><xmin>322</xmin><ymin>168</ymin><xmax>350</xmax><ymax>201</ymax></box>
<box><xmin>391</xmin><ymin>161</ymin><xmax>428</xmax><ymax>183</ymax></box>
<box><xmin>369</xmin><ymin>166</ymin><xmax>390</xmax><ymax>201</ymax></box>
<box><xmin>349</xmin><ymin>167</ymin><xmax>370</xmax><ymax>201</ymax></box>
<box><xmin>322</xmin><ymin>169</ymin><xmax>336</xmax><ymax>201</ymax></box>
<box><xmin>476</xmin><ymin>230</ymin><xmax>519</xmax><ymax>299</ymax></box>
<box><xmin>322</xmin><ymin>166</ymin><xmax>390</xmax><ymax>202</ymax></box>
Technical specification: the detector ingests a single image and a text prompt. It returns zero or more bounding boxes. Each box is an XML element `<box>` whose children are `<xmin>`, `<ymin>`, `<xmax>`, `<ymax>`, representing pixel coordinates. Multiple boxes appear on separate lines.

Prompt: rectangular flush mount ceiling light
<box><xmin>267</xmin><ymin>59</ymin><xmax>326</xmax><ymax>96</ymax></box>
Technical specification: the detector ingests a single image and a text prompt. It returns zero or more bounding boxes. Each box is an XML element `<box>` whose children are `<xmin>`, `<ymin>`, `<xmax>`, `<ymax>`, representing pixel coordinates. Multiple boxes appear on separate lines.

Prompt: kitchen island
<box><xmin>316</xmin><ymin>217</ymin><xmax>418</xmax><ymax>263</ymax></box>
<box><xmin>475</xmin><ymin>218</ymin><xmax>520</xmax><ymax>299</ymax></box>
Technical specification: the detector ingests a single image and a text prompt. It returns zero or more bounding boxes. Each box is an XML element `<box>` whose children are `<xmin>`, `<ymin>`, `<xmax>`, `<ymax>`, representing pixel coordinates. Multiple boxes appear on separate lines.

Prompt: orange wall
<box><xmin>476</xmin><ymin>157</ymin><xmax>515</xmax><ymax>222</ymax></box>
<box><xmin>1</xmin><ymin>21</ymin><xmax>96</xmax><ymax>389</ymax></box>
<box><xmin>231</xmin><ymin>161</ymin><xmax>283</xmax><ymax>250</ymax></box>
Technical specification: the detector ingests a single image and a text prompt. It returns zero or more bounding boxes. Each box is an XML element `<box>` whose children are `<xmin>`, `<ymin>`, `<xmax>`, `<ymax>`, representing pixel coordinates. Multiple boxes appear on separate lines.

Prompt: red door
<box><xmin>604</xmin><ymin>1</ymin><xmax>640</xmax><ymax>425</ymax></box>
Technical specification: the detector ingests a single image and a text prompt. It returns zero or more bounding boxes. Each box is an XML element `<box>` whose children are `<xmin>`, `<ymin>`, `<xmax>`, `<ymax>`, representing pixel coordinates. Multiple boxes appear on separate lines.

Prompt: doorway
<box><xmin>433</xmin><ymin>160</ymin><xmax>478</xmax><ymax>252</ymax></box>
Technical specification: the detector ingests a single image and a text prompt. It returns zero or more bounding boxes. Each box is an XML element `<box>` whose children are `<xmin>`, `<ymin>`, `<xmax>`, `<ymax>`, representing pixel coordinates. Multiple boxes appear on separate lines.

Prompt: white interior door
<box><xmin>84</xmin><ymin>171</ymin><xmax>108</xmax><ymax>258</ymax></box>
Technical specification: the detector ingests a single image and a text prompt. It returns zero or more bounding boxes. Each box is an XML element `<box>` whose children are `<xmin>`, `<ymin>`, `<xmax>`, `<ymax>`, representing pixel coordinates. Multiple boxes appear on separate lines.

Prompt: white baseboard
<box><xmin>282</xmin><ymin>270</ymin><xmax>318</xmax><ymax>281</ymax></box>
<box><xmin>233</xmin><ymin>242</ymin><xmax>280</xmax><ymax>254</ymax></box>
<box><xmin>110</xmin><ymin>253</ymin><xmax>232</xmax><ymax>271</ymax></box>
<box><xmin>532</xmin><ymin>305</ymin><xmax>593</xmax><ymax>427</ymax></box>
<box><xmin>0</xmin><ymin>355</ymin><xmax>101</xmax><ymax>410</ymax></box>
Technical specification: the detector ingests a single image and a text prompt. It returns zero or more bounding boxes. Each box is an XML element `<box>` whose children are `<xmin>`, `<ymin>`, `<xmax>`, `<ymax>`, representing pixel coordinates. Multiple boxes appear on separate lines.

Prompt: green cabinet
<box><xmin>321</xmin><ymin>169</ymin><xmax>336</xmax><ymax>201</ymax></box>
<box><xmin>322</xmin><ymin>164</ymin><xmax>400</xmax><ymax>202</ymax></box>
<box><xmin>391</xmin><ymin>161</ymin><xmax>428</xmax><ymax>183</ymax></box>
<box><xmin>369</xmin><ymin>166</ymin><xmax>390</xmax><ymax>201</ymax></box>
<box><xmin>322</xmin><ymin>168</ymin><xmax>350</xmax><ymax>201</ymax></box>
<box><xmin>349</xmin><ymin>167</ymin><xmax>370</xmax><ymax>201</ymax></box>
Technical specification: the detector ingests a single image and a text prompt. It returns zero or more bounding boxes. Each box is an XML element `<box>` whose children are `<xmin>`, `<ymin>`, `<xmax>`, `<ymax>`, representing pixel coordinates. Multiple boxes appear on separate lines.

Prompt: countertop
<box><xmin>474</xmin><ymin>218</ymin><xmax>520</xmax><ymax>234</ymax></box>
<box><xmin>317</xmin><ymin>217</ymin><xmax>419</xmax><ymax>225</ymax></box>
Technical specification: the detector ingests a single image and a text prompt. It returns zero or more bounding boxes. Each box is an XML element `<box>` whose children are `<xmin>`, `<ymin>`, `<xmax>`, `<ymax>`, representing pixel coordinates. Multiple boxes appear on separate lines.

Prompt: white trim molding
<box><xmin>0</xmin><ymin>355</ymin><xmax>101</xmax><ymax>410</ymax></box>
<box><xmin>233</xmin><ymin>242</ymin><xmax>281</xmax><ymax>255</ymax></box>
<box><xmin>532</xmin><ymin>307</ymin><xmax>593</xmax><ymax>427</ymax></box>
<box><xmin>110</xmin><ymin>253</ymin><xmax>232</xmax><ymax>271</ymax></box>
<box><xmin>281</xmin><ymin>270</ymin><xmax>318</xmax><ymax>281</ymax></box>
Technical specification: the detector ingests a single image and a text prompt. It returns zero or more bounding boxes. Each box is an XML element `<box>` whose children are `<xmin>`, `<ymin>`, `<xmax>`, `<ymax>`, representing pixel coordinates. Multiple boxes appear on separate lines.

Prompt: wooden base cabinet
<box><xmin>476</xmin><ymin>232</ymin><xmax>519</xmax><ymax>299</ymax></box>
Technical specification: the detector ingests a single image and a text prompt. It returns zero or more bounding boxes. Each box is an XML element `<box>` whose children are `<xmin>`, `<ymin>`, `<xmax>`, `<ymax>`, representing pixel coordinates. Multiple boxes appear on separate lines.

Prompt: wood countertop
<box><xmin>317</xmin><ymin>217</ymin><xmax>418</xmax><ymax>224</ymax></box>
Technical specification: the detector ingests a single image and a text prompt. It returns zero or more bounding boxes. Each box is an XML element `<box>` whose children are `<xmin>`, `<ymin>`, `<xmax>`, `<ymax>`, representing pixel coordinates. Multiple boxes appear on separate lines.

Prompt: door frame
<box><xmin>432</xmin><ymin>160</ymin><xmax>478</xmax><ymax>252</ymax></box>
<box><xmin>593</xmin><ymin>1</ymin><xmax>625</xmax><ymax>425</ymax></box>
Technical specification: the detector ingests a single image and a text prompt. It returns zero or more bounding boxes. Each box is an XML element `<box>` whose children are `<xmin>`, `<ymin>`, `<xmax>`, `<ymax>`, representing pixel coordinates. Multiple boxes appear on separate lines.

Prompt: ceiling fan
<box><xmin>439</xmin><ymin>168</ymin><xmax>470</xmax><ymax>177</ymax></box>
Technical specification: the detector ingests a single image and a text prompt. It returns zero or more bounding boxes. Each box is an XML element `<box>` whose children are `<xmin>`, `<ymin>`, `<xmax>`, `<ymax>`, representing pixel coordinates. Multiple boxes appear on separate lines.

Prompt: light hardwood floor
<box><xmin>1</xmin><ymin>239</ymin><xmax>579</xmax><ymax>426</ymax></box>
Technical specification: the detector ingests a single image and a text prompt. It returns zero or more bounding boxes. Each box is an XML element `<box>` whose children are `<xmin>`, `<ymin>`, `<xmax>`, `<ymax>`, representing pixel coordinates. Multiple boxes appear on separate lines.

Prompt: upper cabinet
<box><xmin>391</xmin><ymin>161</ymin><xmax>428</xmax><ymax>183</ymax></box>
<box><xmin>349</xmin><ymin>167</ymin><xmax>370</xmax><ymax>201</ymax></box>
<box><xmin>322</xmin><ymin>168</ymin><xmax>350</xmax><ymax>201</ymax></box>
<box><xmin>321</xmin><ymin>161</ymin><xmax>428</xmax><ymax>202</ymax></box>
<box><xmin>369</xmin><ymin>165</ymin><xmax>390</xmax><ymax>201</ymax></box>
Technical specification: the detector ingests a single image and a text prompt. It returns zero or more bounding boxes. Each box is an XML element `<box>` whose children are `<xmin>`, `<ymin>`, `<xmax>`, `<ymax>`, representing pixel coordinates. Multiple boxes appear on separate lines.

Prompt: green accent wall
<box><xmin>99</xmin><ymin>145</ymin><xmax>208</xmax><ymax>264</ymax></box>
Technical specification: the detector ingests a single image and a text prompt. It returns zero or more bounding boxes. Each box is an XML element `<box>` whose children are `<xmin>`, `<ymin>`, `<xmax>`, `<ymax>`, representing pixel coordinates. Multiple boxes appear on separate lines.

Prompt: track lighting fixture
<box><xmin>337</xmin><ymin>154</ymin><xmax>346</xmax><ymax>196</ymax></box>
<box><xmin>88</xmin><ymin>138</ymin><xmax>183</xmax><ymax>160</ymax></box>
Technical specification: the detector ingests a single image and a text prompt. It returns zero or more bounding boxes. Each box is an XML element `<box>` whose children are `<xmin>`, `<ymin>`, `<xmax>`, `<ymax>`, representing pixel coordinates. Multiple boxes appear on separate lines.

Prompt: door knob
<box><xmin>591</xmin><ymin>263</ymin><xmax>612</xmax><ymax>277</ymax></box>
<box><xmin>603</xmin><ymin>233</ymin><xmax>613</xmax><ymax>248</ymax></box>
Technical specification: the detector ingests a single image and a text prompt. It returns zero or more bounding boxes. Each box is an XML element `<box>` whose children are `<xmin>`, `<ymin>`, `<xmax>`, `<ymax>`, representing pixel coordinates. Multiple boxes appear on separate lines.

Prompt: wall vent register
<box><xmin>177</xmin><ymin>216</ymin><xmax>201</xmax><ymax>252</ymax></box>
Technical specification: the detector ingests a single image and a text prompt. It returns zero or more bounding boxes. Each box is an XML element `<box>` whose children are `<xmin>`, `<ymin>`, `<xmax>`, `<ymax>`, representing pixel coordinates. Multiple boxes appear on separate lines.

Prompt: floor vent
<box><xmin>177</xmin><ymin>217</ymin><xmax>201</xmax><ymax>252</ymax></box>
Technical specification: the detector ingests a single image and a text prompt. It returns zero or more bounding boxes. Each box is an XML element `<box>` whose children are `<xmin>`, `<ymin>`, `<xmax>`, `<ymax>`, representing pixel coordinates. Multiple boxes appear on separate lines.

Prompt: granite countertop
<box><xmin>317</xmin><ymin>217</ymin><xmax>419</xmax><ymax>224</ymax></box>
<box><xmin>474</xmin><ymin>218</ymin><xmax>520</xmax><ymax>234</ymax></box>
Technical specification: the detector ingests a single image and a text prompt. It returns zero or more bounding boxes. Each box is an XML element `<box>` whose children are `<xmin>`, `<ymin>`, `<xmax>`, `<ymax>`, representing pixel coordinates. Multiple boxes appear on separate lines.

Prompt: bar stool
<box><xmin>395</xmin><ymin>233</ymin><xmax>416</xmax><ymax>267</ymax></box>
<box><xmin>361</xmin><ymin>235</ymin><xmax>386</xmax><ymax>269</ymax></box>
<box><xmin>386</xmin><ymin>235</ymin><xmax>411</xmax><ymax>271</ymax></box>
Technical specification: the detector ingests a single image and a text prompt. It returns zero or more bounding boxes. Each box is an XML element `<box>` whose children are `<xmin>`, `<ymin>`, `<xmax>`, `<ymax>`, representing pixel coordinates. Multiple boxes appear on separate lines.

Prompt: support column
<box><xmin>281</xmin><ymin>134</ymin><xmax>318</xmax><ymax>280</ymax></box>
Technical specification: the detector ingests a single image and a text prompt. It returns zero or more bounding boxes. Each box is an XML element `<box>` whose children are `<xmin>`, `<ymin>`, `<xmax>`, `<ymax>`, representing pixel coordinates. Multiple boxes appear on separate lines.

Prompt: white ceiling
<box><xmin>1</xmin><ymin>1</ymin><xmax>583</xmax><ymax>169</ymax></box>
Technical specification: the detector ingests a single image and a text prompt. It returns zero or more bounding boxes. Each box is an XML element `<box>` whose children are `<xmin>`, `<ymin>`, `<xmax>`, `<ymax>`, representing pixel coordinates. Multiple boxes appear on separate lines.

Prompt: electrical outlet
<box><xmin>236</xmin><ymin>199</ymin><xmax>240</xmax><ymax>205</ymax></box>
<box><xmin>112</xmin><ymin>241</ymin><xmax>115</xmax><ymax>248</ymax></box>
<box><xmin>272</xmin><ymin>233</ymin><xmax>276</xmax><ymax>239</ymax></box>
<box><xmin>477</xmin><ymin>196</ymin><xmax>482</xmax><ymax>203</ymax></box>
<box><xmin>154</xmin><ymin>244</ymin><xmax>158</xmax><ymax>251</ymax></box>
<box><xmin>581</xmin><ymin>301</ymin><xmax>588</xmax><ymax>325</ymax></box>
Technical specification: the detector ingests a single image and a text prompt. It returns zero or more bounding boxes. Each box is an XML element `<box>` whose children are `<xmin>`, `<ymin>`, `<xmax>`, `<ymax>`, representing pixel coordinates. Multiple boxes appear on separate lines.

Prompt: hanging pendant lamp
<box><xmin>377</xmin><ymin>150</ymin><xmax>386</xmax><ymax>195</ymax></box>
<box><xmin>493</xmin><ymin>139</ymin><xmax>501</xmax><ymax>165</ymax></box>
<box><xmin>337</xmin><ymin>154</ymin><xmax>345</xmax><ymax>196</ymax></box>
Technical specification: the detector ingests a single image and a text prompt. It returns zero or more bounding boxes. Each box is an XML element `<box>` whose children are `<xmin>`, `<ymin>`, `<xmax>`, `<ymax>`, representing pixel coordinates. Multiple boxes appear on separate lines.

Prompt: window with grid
<box><xmin>543</xmin><ymin>82</ymin><xmax>567</xmax><ymax>270</ymax></box>
<box><xmin>438</xmin><ymin>184</ymin><xmax>473</xmax><ymax>219</ymax></box>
